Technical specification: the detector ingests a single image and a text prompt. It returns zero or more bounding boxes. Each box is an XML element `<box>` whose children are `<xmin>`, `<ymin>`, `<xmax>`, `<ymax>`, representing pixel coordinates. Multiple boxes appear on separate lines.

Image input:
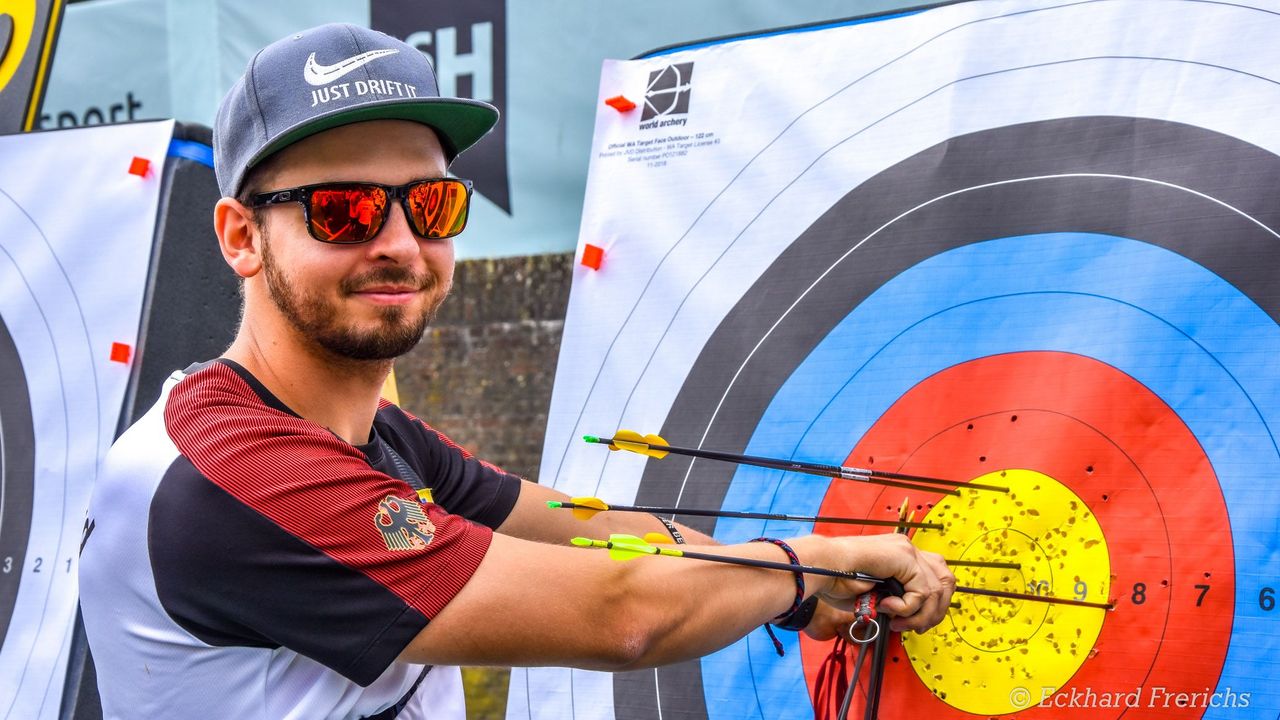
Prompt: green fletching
<box><xmin>604</xmin><ymin>534</ymin><xmax>657</xmax><ymax>561</ymax></box>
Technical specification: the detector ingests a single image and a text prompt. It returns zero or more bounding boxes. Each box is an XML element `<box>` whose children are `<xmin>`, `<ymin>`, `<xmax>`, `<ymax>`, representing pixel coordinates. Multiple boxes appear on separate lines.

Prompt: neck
<box><xmin>224</xmin><ymin>318</ymin><xmax>393</xmax><ymax>446</ymax></box>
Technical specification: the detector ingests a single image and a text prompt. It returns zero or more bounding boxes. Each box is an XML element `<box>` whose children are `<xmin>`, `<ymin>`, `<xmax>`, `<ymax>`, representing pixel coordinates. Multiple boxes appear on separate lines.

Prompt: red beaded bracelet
<box><xmin>749</xmin><ymin>537</ymin><xmax>806</xmax><ymax>656</ymax></box>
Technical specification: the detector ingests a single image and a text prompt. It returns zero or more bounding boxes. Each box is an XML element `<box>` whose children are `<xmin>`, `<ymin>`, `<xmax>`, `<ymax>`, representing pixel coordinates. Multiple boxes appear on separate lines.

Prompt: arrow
<box><xmin>947</xmin><ymin>559</ymin><xmax>1021</xmax><ymax>570</ymax></box>
<box><xmin>547</xmin><ymin>497</ymin><xmax>945</xmax><ymax>530</ymax></box>
<box><xmin>572</xmin><ymin>534</ymin><xmax>897</xmax><ymax>586</ymax></box>
<box><xmin>572</xmin><ymin>534</ymin><xmax>1112</xmax><ymax>610</ymax></box>
<box><xmin>954</xmin><ymin>585</ymin><xmax>1114</xmax><ymax>610</ymax></box>
<box><xmin>586</xmin><ymin>431</ymin><xmax>1008</xmax><ymax>495</ymax></box>
<box><xmin>552</xmin><ymin>499</ymin><xmax>1021</xmax><ymax>570</ymax></box>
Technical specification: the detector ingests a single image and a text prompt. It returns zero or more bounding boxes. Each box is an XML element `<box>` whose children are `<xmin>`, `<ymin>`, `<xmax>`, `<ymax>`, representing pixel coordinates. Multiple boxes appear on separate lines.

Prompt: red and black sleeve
<box><xmin>151</xmin><ymin>362</ymin><xmax>492</xmax><ymax>685</ymax></box>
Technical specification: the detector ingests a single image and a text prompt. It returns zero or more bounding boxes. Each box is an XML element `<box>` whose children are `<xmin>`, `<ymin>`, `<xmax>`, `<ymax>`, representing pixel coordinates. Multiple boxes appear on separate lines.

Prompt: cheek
<box><xmin>425</xmin><ymin>242</ymin><xmax>456</xmax><ymax>287</ymax></box>
<box><xmin>288</xmin><ymin>250</ymin><xmax>352</xmax><ymax>296</ymax></box>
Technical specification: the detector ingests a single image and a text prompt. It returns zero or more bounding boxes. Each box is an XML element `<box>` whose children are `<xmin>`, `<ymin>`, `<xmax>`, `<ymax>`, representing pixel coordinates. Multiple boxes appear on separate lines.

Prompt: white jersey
<box><xmin>80</xmin><ymin>360</ymin><xmax>521</xmax><ymax>719</ymax></box>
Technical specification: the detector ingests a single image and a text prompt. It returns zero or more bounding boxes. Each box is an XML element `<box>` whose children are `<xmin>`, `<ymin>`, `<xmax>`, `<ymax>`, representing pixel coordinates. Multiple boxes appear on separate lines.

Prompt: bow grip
<box><xmin>879</xmin><ymin>577</ymin><xmax>905</xmax><ymax>598</ymax></box>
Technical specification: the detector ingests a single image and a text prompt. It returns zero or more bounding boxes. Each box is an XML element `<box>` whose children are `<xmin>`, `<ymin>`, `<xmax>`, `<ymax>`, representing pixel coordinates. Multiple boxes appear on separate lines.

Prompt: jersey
<box><xmin>79</xmin><ymin>359</ymin><xmax>523</xmax><ymax>719</ymax></box>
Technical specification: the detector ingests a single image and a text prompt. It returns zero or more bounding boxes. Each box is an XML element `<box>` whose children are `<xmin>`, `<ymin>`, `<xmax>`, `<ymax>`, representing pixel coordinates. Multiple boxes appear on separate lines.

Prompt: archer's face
<box><xmin>252</xmin><ymin>120</ymin><xmax>455</xmax><ymax>361</ymax></box>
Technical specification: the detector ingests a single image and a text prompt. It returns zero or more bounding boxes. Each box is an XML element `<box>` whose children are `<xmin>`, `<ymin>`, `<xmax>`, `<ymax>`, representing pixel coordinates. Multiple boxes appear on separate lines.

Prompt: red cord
<box><xmin>812</xmin><ymin>636</ymin><xmax>849</xmax><ymax>720</ymax></box>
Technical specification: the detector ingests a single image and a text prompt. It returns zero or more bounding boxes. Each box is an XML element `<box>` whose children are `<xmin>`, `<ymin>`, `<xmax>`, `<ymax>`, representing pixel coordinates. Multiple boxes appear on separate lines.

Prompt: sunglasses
<box><xmin>250</xmin><ymin>178</ymin><xmax>473</xmax><ymax>244</ymax></box>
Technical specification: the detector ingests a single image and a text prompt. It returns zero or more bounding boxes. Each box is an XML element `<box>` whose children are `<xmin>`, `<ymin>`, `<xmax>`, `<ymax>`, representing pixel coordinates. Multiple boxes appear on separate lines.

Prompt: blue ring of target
<box><xmin>701</xmin><ymin>232</ymin><xmax>1280</xmax><ymax>720</ymax></box>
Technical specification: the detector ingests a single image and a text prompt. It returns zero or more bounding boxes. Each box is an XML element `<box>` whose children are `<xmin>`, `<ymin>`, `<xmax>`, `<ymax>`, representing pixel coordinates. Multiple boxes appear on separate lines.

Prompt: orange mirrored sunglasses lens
<box><xmin>407</xmin><ymin>180</ymin><xmax>469</xmax><ymax>238</ymax></box>
<box><xmin>308</xmin><ymin>186</ymin><xmax>388</xmax><ymax>243</ymax></box>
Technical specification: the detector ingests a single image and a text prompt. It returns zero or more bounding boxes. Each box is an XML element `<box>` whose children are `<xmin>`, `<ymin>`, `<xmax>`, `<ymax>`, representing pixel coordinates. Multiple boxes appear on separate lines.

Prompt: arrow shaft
<box><xmin>586</xmin><ymin>539</ymin><xmax>1110</xmax><ymax>610</ymax></box>
<box><xmin>677</xmin><ymin>548</ymin><xmax>884</xmax><ymax>583</ymax></box>
<box><xmin>565</xmin><ymin>501</ymin><xmax>943</xmax><ymax>529</ymax></box>
<box><xmin>948</xmin><ymin>560</ymin><xmax>1022</xmax><ymax>570</ymax></box>
<box><xmin>601</xmin><ymin>539</ymin><xmax>883</xmax><ymax>583</ymax></box>
<box><xmin>957</xmin><ymin>585</ymin><xmax>1113</xmax><ymax>610</ymax></box>
<box><xmin>653</xmin><ymin>444</ymin><xmax>960</xmax><ymax>496</ymax></box>
<box><xmin>599</xmin><ymin>436</ymin><xmax>1000</xmax><ymax>494</ymax></box>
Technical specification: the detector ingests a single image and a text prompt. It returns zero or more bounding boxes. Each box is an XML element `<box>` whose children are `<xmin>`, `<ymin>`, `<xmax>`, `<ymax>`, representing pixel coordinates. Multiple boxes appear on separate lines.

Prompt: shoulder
<box><xmin>375</xmin><ymin>401</ymin><xmax>474</xmax><ymax>458</ymax></box>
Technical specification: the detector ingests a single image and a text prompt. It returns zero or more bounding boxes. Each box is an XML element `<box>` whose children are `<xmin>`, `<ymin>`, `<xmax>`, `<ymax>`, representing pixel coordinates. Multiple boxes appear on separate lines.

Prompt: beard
<box><xmin>260</xmin><ymin>233</ymin><xmax>443</xmax><ymax>361</ymax></box>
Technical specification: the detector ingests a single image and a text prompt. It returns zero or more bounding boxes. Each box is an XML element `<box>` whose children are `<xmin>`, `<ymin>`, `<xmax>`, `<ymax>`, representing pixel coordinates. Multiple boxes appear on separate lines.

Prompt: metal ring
<box><xmin>848</xmin><ymin>619</ymin><xmax>880</xmax><ymax>644</ymax></box>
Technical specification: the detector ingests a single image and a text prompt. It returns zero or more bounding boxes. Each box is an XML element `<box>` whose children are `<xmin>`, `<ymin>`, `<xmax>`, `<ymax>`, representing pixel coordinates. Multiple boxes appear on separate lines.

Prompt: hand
<box><xmin>814</xmin><ymin>533</ymin><xmax>955</xmax><ymax>633</ymax></box>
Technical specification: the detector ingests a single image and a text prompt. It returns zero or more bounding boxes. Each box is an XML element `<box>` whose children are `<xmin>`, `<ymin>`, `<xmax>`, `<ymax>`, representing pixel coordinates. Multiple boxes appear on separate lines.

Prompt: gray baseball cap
<box><xmin>213</xmin><ymin>23</ymin><xmax>499</xmax><ymax>198</ymax></box>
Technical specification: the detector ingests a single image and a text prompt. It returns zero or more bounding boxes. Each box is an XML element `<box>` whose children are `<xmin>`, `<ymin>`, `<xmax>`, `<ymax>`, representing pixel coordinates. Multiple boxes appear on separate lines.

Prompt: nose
<box><xmin>364</xmin><ymin>199</ymin><xmax>422</xmax><ymax>264</ymax></box>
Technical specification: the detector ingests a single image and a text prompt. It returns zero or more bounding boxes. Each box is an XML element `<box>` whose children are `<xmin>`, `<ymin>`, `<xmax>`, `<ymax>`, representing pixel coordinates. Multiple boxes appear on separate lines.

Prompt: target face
<box><xmin>516</xmin><ymin>2</ymin><xmax>1280</xmax><ymax>719</ymax></box>
<box><xmin>626</xmin><ymin>116</ymin><xmax>1275</xmax><ymax>720</ymax></box>
<box><xmin>0</xmin><ymin>121</ymin><xmax>167</xmax><ymax>718</ymax></box>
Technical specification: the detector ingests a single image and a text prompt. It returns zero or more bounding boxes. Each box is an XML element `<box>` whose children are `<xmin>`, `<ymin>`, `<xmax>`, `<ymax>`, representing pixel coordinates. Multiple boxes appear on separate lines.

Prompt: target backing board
<box><xmin>512</xmin><ymin>1</ymin><xmax>1280</xmax><ymax>719</ymax></box>
<box><xmin>0</xmin><ymin>120</ymin><xmax>169</xmax><ymax>718</ymax></box>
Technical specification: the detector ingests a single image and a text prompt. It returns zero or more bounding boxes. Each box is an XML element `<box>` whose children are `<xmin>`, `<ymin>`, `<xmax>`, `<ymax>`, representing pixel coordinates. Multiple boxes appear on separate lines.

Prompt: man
<box><xmin>79</xmin><ymin>23</ymin><xmax>954</xmax><ymax>719</ymax></box>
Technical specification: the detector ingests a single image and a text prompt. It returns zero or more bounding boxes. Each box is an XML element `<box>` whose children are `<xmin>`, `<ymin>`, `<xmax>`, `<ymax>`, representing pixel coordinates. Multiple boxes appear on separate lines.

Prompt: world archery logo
<box><xmin>640</xmin><ymin>62</ymin><xmax>694</xmax><ymax>129</ymax></box>
<box><xmin>374</xmin><ymin>495</ymin><xmax>436</xmax><ymax>551</ymax></box>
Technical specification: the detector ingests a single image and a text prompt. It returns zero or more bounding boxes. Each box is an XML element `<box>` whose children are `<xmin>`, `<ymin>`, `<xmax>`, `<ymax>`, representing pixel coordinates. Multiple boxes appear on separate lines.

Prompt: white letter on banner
<box><xmin>433</xmin><ymin>23</ymin><xmax>493</xmax><ymax>101</ymax></box>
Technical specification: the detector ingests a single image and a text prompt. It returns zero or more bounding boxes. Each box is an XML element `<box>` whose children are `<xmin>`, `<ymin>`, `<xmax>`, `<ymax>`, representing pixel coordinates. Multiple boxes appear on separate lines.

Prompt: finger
<box><xmin>876</xmin><ymin>592</ymin><xmax>916</xmax><ymax>618</ymax></box>
<box><xmin>906</xmin><ymin>559</ymin><xmax>947</xmax><ymax>627</ymax></box>
<box><xmin>888</xmin><ymin>593</ymin><xmax>934</xmax><ymax>632</ymax></box>
<box><xmin>886</xmin><ymin>554</ymin><xmax>951</xmax><ymax>632</ymax></box>
<box><xmin>927</xmin><ymin>551</ymin><xmax>957</xmax><ymax>611</ymax></box>
<box><xmin>909</xmin><ymin>551</ymin><xmax>955</xmax><ymax>629</ymax></box>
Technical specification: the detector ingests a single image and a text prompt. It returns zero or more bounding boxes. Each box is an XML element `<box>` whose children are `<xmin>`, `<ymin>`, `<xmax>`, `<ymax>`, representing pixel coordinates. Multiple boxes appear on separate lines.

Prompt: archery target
<box><xmin>520</xmin><ymin>2</ymin><xmax>1280</xmax><ymax>719</ymax></box>
<box><xmin>0</xmin><ymin>121</ymin><xmax>168</xmax><ymax>718</ymax></box>
<box><xmin>640</xmin><ymin>118</ymin><xmax>1278</xmax><ymax>719</ymax></box>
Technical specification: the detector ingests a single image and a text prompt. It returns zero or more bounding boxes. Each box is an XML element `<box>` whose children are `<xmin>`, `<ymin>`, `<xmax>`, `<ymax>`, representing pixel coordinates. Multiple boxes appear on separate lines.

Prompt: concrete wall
<box><xmin>396</xmin><ymin>252</ymin><xmax>574</xmax><ymax>483</ymax></box>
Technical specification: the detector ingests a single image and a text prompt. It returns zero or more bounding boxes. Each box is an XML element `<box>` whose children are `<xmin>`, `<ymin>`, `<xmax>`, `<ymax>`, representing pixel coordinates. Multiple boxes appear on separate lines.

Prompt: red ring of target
<box><xmin>800</xmin><ymin>351</ymin><xmax>1233</xmax><ymax>719</ymax></box>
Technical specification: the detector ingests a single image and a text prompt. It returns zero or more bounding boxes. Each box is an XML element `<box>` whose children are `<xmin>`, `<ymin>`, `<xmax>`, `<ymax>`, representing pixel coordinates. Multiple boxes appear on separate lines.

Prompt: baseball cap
<box><xmin>213</xmin><ymin>23</ymin><xmax>499</xmax><ymax>198</ymax></box>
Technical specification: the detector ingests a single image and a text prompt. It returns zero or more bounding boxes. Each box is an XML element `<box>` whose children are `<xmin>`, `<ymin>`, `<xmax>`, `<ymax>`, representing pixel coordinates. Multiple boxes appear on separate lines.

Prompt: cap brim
<box><xmin>248</xmin><ymin>96</ymin><xmax>499</xmax><ymax>173</ymax></box>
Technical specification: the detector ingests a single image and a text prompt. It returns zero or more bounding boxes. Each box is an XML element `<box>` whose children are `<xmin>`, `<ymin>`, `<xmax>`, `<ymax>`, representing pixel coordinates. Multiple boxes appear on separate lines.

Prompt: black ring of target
<box><xmin>0</xmin><ymin>314</ymin><xmax>34</xmax><ymax>651</ymax></box>
<box><xmin>614</xmin><ymin>116</ymin><xmax>1280</xmax><ymax>720</ymax></box>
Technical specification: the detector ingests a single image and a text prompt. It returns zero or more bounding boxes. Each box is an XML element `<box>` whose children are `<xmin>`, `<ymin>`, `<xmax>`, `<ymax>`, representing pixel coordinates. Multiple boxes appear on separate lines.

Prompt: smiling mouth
<box><xmin>354</xmin><ymin>286</ymin><xmax>419</xmax><ymax>294</ymax></box>
<box><xmin>351</xmin><ymin>286</ymin><xmax>423</xmax><ymax>307</ymax></box>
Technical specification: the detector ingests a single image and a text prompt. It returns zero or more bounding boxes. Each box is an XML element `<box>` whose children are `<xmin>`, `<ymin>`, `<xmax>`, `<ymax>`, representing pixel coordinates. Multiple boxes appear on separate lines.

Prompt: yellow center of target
<box><xmin>903</xmin><ymin>469</ymin><xmax>1110</xmax><ymax>715</ymax></box>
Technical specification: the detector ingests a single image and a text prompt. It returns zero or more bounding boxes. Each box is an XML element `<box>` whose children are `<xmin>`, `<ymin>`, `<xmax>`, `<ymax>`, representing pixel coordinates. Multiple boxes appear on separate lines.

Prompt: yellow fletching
<box><xmin>643</xmin><ymin>532</ymin><xmax>674</xmax><ymax>545</ymax></box>
<box><xmin>610</xmin><ymin>429</ymin><xmax>669</xmax><ymax>459</ymax></box>
<box><xmin>568</xmin><ymin>496</ymin><xmax>608</xmax><ymax>521</ymax></box>
<box><xmin>643</xmin><ymin>433</ymin><xmax>669</xmax><ymax>459</ymax></box>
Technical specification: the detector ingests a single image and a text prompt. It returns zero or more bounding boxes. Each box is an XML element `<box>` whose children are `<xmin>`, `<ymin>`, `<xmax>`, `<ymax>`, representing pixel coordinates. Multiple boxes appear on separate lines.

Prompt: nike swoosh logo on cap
<box><xmin>303</xmin><ymin>48</ymin><xmax>399</xmax><ymax>86</ymax></box>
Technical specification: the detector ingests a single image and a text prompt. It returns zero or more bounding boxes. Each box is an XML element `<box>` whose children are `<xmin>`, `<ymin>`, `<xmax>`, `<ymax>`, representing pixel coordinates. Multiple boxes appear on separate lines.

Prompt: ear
<box><xmin>214</xmin><ymin>197</ymin><xmax>264</xmax><ymax>278</ymax></box>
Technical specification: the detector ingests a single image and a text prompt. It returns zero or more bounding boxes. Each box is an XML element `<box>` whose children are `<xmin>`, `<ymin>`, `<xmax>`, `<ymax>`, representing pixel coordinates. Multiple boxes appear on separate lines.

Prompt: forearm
<box><xmin>403</xmin><ymin>532</ymin><xmax>843</xmax><ymax>670</ymax></box>
<box><xmin>608</xmin><ymin>535</ymin><xmax>831</xmax><ymax>668</ymax></box>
